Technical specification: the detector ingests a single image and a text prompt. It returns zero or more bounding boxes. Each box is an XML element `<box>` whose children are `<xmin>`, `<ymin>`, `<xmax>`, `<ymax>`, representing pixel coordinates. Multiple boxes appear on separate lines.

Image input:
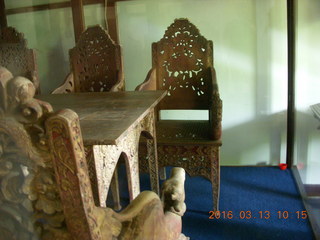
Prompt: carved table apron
<box><xmin>37</xmin><ymin>91</ymin><xmax>166</xmax><ymax>207</ymax></box>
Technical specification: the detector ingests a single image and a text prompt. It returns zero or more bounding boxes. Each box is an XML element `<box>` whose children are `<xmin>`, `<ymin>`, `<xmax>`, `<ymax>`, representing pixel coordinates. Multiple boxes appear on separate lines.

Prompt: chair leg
<box><xmin>110</xmin><ymin>167</ymin><xmax>121</xmax><ymax>211</ymax></box>
<box><xmin>211</xmin><ymin>148</ymin><xmax>220</xmax><ymax>212</ymax></box>
<box><xmin>159</xmin><ymin>167</ymin><xmax>166</xmax><ymax>180</ymax></box>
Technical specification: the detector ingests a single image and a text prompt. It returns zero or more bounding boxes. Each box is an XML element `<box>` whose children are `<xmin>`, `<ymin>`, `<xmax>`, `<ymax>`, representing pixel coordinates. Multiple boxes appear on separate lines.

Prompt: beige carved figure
<box><xmin>136</xmin><ymin>18</ymin><xmax>223</xmax><ymax>211</ymax></box>
<box><xmin>0</xmin><ymin>68</ymin><xmax>188</xmax><ymax>240</ymax></box>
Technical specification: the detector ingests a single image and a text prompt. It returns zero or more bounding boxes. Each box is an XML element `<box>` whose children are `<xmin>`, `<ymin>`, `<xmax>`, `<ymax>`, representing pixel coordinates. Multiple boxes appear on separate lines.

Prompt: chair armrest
<box><xmin>135</xmin><ymin>68</ymin><xmax>157</xmax><ymax>91</ymax></box>
<box><xmin>51</xmin><ymin>73</ymin><xmax>75</xmax><ymax>94</ymax></box>
<box><xmin>118</xmin><ymin>191</ymin><xmax>160</xmax><ymax>220</ymax></box>
<box><xmin>208</xmin><ymin>67</ymin><xmax>222</xmax><ymax>140</ymax></box>
<box><xmin>110</xmin><ymin>67</ymin><xmax>125</xmax><ymax>92</ymax></box>
<box><xmin>114</xmin><ymin>168</ymin><xmax>187</xmax><ymax>240</ymax></box>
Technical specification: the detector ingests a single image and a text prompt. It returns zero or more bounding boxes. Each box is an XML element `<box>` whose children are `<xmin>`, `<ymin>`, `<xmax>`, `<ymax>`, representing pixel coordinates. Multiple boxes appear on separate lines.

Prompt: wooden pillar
<box><xmin>0</xmin><ymin>0</ymin><xmax>7</xmax><ymax>30</ymax></box>
<box><xmin>286</xmin><ymin>0</ymin><xmax>296</xmax><ymax>168</ymax></box>
<box><xmin>106</xmin><ymin>0</ymin><xmax>119</xmax><ymax>43</ymax></box>
<box><xmin>104</xmin><ymin>0</ymin><xmax>108</xmax><ymax>30</ymax></box>
<box><xmin>71</xmin><ymin>0</ymin><xmax>85</xmax><ymax>42</ymax></box>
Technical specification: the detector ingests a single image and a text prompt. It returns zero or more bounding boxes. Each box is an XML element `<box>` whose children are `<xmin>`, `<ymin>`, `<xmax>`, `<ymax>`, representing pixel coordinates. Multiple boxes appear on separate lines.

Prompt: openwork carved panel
<box><xmin>153</xmin><ymin>19</ymin><xmax>214</xmax><ymax>109</ymax></box>
<box><xmin>70</xmin><ymin>25</ymin><xmax>122</xmax><ymax>92</ymax></box>
<box><xmin>139</xmin><ymin>142</ymin><xmax>220</xmax><ymax>210</ymax></box>
<box><xmin>0</xmin><ymin>27</ymin><xmax>39</xmax><ymax>93</ymax></box>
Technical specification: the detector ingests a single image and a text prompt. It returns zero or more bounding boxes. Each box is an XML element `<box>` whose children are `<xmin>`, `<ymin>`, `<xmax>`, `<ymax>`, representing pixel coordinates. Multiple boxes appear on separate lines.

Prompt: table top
<box><xmin>37</xmin><ymin>91</ymin><xmax>166</xmax><ymax>145</ymax></box>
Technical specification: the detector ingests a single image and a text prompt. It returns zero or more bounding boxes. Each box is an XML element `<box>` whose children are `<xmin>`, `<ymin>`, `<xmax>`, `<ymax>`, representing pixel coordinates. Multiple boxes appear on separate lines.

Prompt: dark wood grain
<box><xmin>37</xmin><ymin>91</ymin><xmax>166</xmax><ymax>145</ymax></box>
<box><xmin>71</xmin><ymin>0</ymin><xmax>85</xmax><ymax>42</ymax></box>
<box><xmin>0</xmin><ymin>0</ymin><xmax>7</xmax><ymax>29</ymax></box>
<box><xmin>106</xmin><ymin>2</ymin><xmax>119</xmax><ymax>43</ymax></box>
<box><xmin>5</xmin><ymin>0</ymin><xmax>130</xmax><ymax>15</ymax></box>
<box><xmin>6</xmin><ymin>2</ymin><xmax>70</xmax><ymax>15</ymax></box>
<box><xmin>286</xmin><ymin>0</ymin><xmax>296</xmax><ymax>168</ymax></box>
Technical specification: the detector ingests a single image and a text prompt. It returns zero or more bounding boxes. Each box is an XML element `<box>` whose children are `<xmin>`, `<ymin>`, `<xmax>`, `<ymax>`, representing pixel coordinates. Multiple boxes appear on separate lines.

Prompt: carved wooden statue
<box><xmin>136</xmin><ymin>18</ymin><xmax>223</xmax><ymax>210</ymax></box>
<box><xmin>0</xmin><ymin>27</ymin><xmax>39</xmax><ymax>93</ymax></box>
<box><xmin>0</xmin><ymin>67</ymin><xmax>188</xmax><ymax>240</ymax></box>
<box><xmin>52</xmin><ymin>25</ymin><xmax>124</xmax><ymax>93</ymax></box>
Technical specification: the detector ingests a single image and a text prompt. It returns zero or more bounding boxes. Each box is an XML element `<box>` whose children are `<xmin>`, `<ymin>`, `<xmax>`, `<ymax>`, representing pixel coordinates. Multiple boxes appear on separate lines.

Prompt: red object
<box><xmin>279</xmin><ymin>163</ymin><xmax>287</xmax><ymax>170</ymax></box>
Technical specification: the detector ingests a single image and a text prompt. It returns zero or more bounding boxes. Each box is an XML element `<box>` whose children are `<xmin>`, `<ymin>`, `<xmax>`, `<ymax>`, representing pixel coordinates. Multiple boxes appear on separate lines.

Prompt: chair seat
<box><xmin>157</xmin><ymin>120</ymin><xmax>222</xmax><ymax>145</ymax></box>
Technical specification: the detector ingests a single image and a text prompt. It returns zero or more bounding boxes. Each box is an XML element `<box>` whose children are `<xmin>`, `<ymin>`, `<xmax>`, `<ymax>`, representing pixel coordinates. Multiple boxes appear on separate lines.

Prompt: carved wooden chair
<box><xmin>0</xmin><ymin>68</ymin><xmax>188</xmax><ymax>240</ymax></box>
<box><xmin>52</xmin><ymin>25</ymin><xmax>125</xmax><ymax>210</ymax></box>
<box><xmin>52</xmin><ymin>25</ymin><xmax>124</xmax><ymax>93</ymax></box>
<box><xmin>136</xmin><ymin>18</ymin><xmax>223</xmax><ymax>211</ymax></box>
<box><xmin>0</xmin><ymin>27</ymin><xmax>39</xmax><ymax>93</ymax></box>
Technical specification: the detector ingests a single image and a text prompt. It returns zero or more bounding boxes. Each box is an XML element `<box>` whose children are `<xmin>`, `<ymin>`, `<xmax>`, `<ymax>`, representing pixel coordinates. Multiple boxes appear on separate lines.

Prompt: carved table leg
<box><xmin>110</xmin><ymin>167</ymin><xmax>121</xmax><ymax>211</ymax></box>
<box><xmin>211</xmin><ymin>147</ymin><xmax>220</xmax><ymax>211</ymax></box>
<box><xmin>146</xmin><ymin>138</ymin><xmax>160</xmax><ymax>194</ymax></box>
<box><xmin>126</xmin><ymin>148</ymin><xmax>140</xmax><ymax>201</ymax></box>
<box><xmin>142</xmin><ymin>110</ymin><xmax>160</xmax><ymax>194</ymax></box>
<box><xmin>159</xmin><ymin>167</ymin><xmax>167</xmax><ymax>180</ymax></box>
<box><xmin>93</xmin><ymin>145</ymin><xmax>119</xmax><ymax>207</ymax></box>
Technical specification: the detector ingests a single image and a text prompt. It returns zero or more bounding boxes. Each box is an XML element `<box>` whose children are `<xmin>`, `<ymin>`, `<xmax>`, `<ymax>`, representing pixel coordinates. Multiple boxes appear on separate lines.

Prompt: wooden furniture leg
<box><xmin>211</xmin><ymin>147</ymin><xmax>220</xmax><ymax>211</ymax></box>
<box><xmin>146</xmin><ymin>138</ymin><xmax>160</xmax><ymax>193</ymax></box>
<box><xmin>110</xmin><ymin>167</ymin><xmax>121</xmax><ymax>211</ymax></box>
<box><xmin>125</xmin><ymin>148</ymin><xmax>140</xmax><ymax>201</ymax></box>
<box><xmin>159</xmin><ymin>167</ymin><xmax>167</xmax><ymax>180</ymax></box>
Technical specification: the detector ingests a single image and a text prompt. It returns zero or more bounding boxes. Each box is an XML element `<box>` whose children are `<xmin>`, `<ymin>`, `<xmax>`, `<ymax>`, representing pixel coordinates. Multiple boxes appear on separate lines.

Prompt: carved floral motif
<box><xmin>153</xmin><ymin>18</ymin><xmax>213</xmax><ymax>100</ymax></box>
<box><xmin>0</xmin><ymin>68</ymin><xmax>70</xmax><ymax>239</ymax></box>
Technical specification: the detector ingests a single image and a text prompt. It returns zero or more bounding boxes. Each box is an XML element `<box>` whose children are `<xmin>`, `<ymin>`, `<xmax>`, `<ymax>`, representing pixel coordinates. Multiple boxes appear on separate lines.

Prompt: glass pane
<box><xmin>117</xmin><ymin>0</ymin><xmax>288</xmax><ymax>165</ymax></box>
<box><xmin>294</xmin><ymin>0</ymin><xmax>320</xmax><ymax>234</ymax></box>
<box><xmin>5</xmin><ymin>1</ymin><xmax>75</xmax><ymax>93</ymax></box>
<box><xmin>84</xmin><ymin>3</ymin><xmax>105</xmax><ymax>27</ymax></box>
<box><xmin>4</xmin><ymin>0</ymin><xmax>67</xmax><ymax>9</ymax></box>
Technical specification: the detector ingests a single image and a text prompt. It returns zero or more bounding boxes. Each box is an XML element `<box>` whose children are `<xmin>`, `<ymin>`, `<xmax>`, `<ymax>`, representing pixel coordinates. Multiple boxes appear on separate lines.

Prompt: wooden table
<box><xmin>37</xmin><ymin>90</ymin><xmax>166</xmax><ymax>207</ymax></box>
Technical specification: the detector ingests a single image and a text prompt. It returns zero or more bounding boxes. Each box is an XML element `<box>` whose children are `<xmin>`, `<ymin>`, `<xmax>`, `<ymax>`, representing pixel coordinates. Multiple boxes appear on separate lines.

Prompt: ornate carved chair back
<box><xmin>152</xmin><ymin>18</ymin><xmax>217</xmax><ymax>111</ymax></box>
<box><xmin>46</xmin><ymin>109</ymin><xmax>103</xmax><ymax>240</ymax></box>
<box><xmin>136</xmin><ymin>19</ymin><xmax>222</xmax><ymax>211</ymax></box>
<box><xmin>0</xmin><ymin>27</ymin><xmax>39</xmax><ymax>93</ymax></box>
<box><xmin>69</xmin><ymin>25</ymin><xmax>124</xmax><ymax>92</ymax></box>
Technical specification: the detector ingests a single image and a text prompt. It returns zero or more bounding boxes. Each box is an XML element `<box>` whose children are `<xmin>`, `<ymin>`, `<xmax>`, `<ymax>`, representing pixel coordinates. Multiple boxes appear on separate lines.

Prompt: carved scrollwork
<box><xmin>47</xmin><ymin>111</ymin><xmax>102</xmax><ymax>239</ymax></box>
<box><xmin>153</xmin><ymin>18</ymin><xmax>213</xmax><ymax>102</ymax></box>
<box><xmin>139</xmin><ymin>18</ymin><xmax>222</xmax><ymax>211</ymax></box>
<box><xmin>158</xmin><ymin>144</ymin><xmax>220</xmax><ymax>211</ymax></box>
<box><xmin>0</xmin><ymin>69</ymin><xmax>70</xmax><ymax>239</ymax></box>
